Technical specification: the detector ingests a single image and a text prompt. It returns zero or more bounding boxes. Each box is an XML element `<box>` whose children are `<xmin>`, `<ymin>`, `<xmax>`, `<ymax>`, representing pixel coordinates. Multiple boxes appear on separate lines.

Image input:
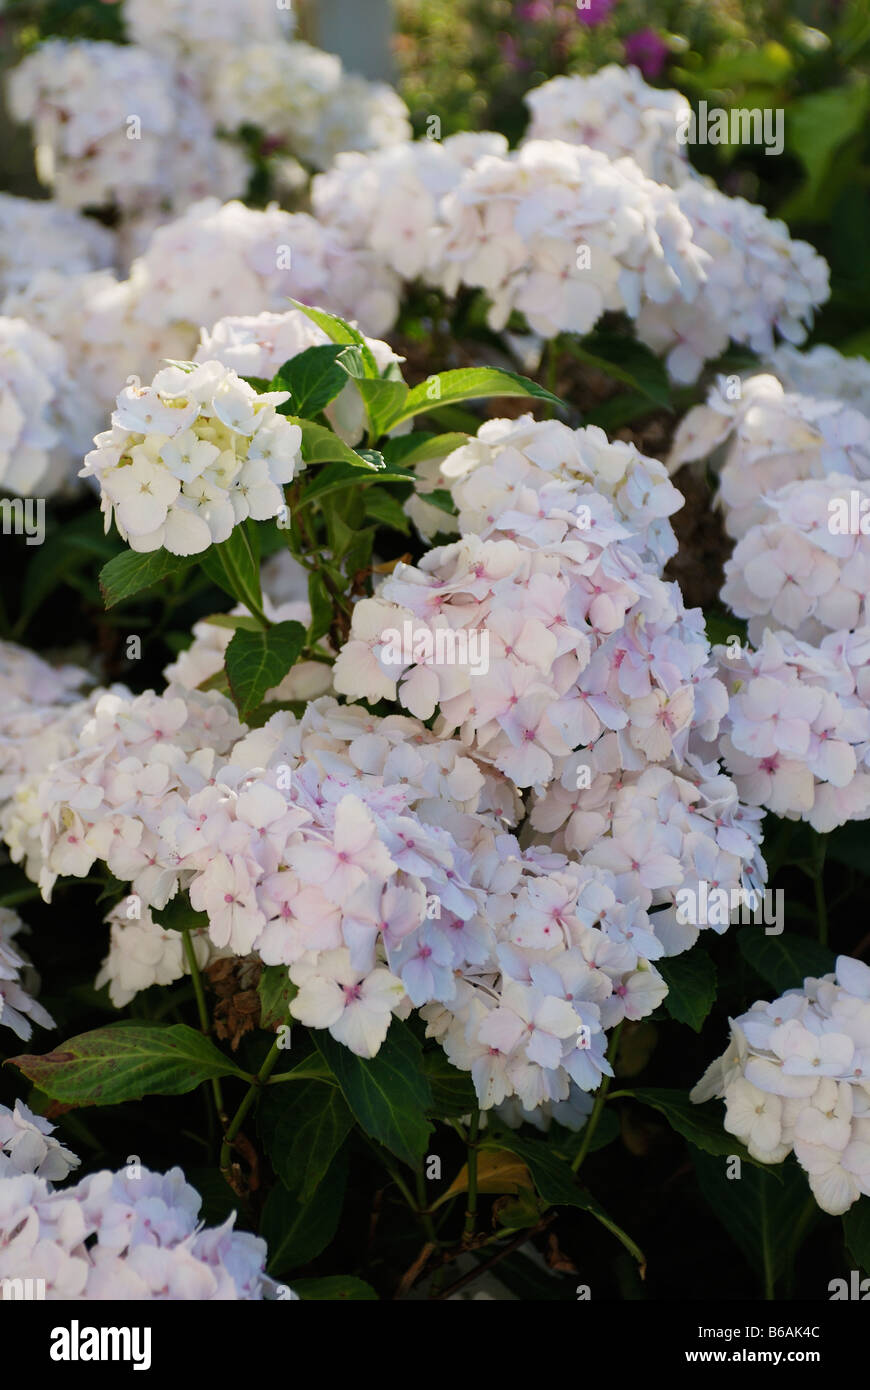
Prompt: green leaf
<box><xmin>693</xmin><ymin>1151</ymin><xmax>817</xmax><ymax>1294</ymax></box>
<box><xmin>737</xmin><ymin>929</ymin><xmax>836</xmax><ymax>996</ymax></box>
<box><xmin>568</xmin><ymin>332</ymin><xmax>671</xmax><ymax>406</ymax></box>
<box><xmin>271</xmin><ymin>344</ymin><xmax>355</xmax><ymax>418</ymax></box>
<box><xmin>351</xmin><ymin>377</ymin><xmax>410</xmax><ymax>439</ymax></box>
<box><xmin>290</xmin><ymin>1276</ymin><xmax>378</xmax><ymax>1300</ymax></box>
<box><xmin>262</xmin><ymin>1152</ymin><xmax>346</xmax><ymax>1275</ymax></box>
<box><xmin>286</xmin><ymin>301</ymin><xmax>379</xmax><ymax>376</ymax></box>
<box><xmin>260</xmin><ymin>1080</ymin><xmax>353</xmax><ymax>1204</ymax></box>
<box><xmin>6</xmin><ymin>1024</ymin><xmax>246</xmax><ymax>1106</ymax></box>
<box><xmin>422</xmin><ymin>1051</ymin><xmax>478</xmax><ymax>1117</ymax></box>
<box><xmin>658</xmin><ymin>950</ymin><xmax>717</xmax><ymax>1032</ymax></box>
<box><xmin>482</xmin><ymin>1133</ymin><xmax>645</xmax><ymax>1265</ymax></box>
<box><xmin>389</xmin><ymin>367</ymin><xmax>563</xmax><ymax>430</ymax></box>
<box><xmin>292</xmin><ymin>417</ymin><xmax>385</xmax><ymax>470</ymax></box>
<box><xmin>382</xmin><ymin>431</ymin><xmax>469</xmax><ymax>467</ymax></box>
<box><xmin>257</xmin><ymin>965</ymin><xmax>297</xmax><ymax>1032</ymax></box>
<box><xmin>786</xmin><ymin>81</ymin><xmax>870</xmax><ymax>207</ymax></box>
<box><xmin>624</xmin><ymin>1088</ymin><xmax>777</xmax><ymax>1174</ymax></box>
<box><xmin>200</xmin><ymin>525</ymin><xmax>264</xmax><ymax>618</ymax></box>
<box><xmin>363</xmin><ymin>489</ymin><xmax>410</xmax><ymax>534</ymax></box>
<box><xmin>150</xmin><ymin>896</ymin><xmax>210</xmax><ymax>934</ymax></box>
<box><xmin>843</xmin><ymin>1199</ymin><xmax>870</xmax><ymax>1275</ymax></box>
<box><xmin>313</xmin><ymin>1021</ymin><xmax>433</xmax><ymax>1168</ymax></box>
<box><xmin>99</xmin><ymin>549</ymin><xmax>194</xmax><ymax>610</ymax></box>
<box><xmin>224</xmin><ymin>620</ymin><xmax>307</xmax><ymax>721</ymax></box>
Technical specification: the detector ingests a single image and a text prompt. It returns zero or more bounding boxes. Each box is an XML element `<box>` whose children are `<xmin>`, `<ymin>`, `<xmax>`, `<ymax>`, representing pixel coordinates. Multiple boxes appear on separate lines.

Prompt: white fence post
<box><xmin>304</xmin><ymin>0</ymin><xmax>395</xmax><ymax>83</ymax></box>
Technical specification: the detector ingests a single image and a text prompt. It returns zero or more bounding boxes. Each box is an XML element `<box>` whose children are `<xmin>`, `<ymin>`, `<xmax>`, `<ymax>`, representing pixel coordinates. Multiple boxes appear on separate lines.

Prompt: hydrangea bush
<box><xmin>1</xmin><ymin>0</ymin><xmax>869</xmax><ymax>1307</ymax></box>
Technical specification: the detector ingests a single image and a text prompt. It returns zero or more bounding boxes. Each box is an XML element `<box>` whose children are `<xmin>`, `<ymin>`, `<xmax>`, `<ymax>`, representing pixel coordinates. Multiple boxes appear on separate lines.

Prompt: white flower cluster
<box><xmin>715</xmin><ymin>628</ymin><xmax>870</xmax><ymax>832</ymax></box>
<box><xmin>523</xmin><ymin>65</ymin><xmax>691</xmax><ymax>186</ymax></box>
<box><xmin>0</xmin><ymin>1102</ymin><xmax>79</xmax><ymax>1182</ymax></box>
<box><xmin>0</xmin><ymin>1158</ymin><xmax>278</xmax><ymax>1299</ymax></box>
<box><xmin>82</xmin><ymin>360</ymin><xmax>303</xmax><ymax>555</ymax></box>
<box><xmin>0</xmin><ymin>194</ymin><xmax>115</xmax><ymax>298</ymax></box>
<box><xmin>311</xmin><ymin>133</ymin><xmax>509</xmax><ymax>282</ymax></box>
<box><xmin>96</xmin><ymin>902</ymin><xmax>217</xmax><ymax>1008</ymax></box>
<box><xmin>195</xmin><ymin>308</ymin><xmax>403</xmax><ymax>446</ymax></box>
<box><xmin>635</xmin><ymin>182</ymin><xmax>829</xmax><ymax>383</ymax></box>
<box><xmin>430</xmin><ymin>140</ymin><xmax>708</xmax><ymax>339</ymax></box>
<box><xmin>693</xmin><ymin>955</ymin><xmax>870</xmax><ymax>1215</ymax></box>
<box><xmin>0</xmin><ymin>640</ymin><xmax>90</xmax><ymax>803</ymax></box>
<box><xmin>670</xmin><ymin>373</ymin><xmax>870</xmax><ymax>539</ymax></box>
<box><xmin>767</xmin><ymin>343</ymin><xmax>870</xmax><ymax>417</ymax></box>
<box><xmin>335</xmin><ymin>417</ymin><xmax>727</xmax><ymax>791</ymax></box>
<box><xmin>123</xmin><ymin>0</ymin><xmax>294</xmax><ymax>65</ymax></box>
<box><xmin>0</xmin><ymin>906</ymin><xmax>54</xmax><ymax>1042</ymax></box>
<box><xmin>127</xmin><ymin>197</ymin><xmax>401</xmax><ymax>341</ymax></box>
<box><xmin>2</xmin><ymin>269</ymin><xmax>195</xmax><ymax>427</ymax></box>
<box><xmin>0</xmin><ymin>315</ymin><xmax>97</xmax><ymax>497</ymax></box>
<box><xmin>218</xmin><ymin>42</ymin><xmax>411</xmax><ymax>172</ymax></box>
<box><xmin>7</xmin><ymin>40</ymin><xmax>248</xmax><ymax>219</ymax></box>
<box><xmin>721</xmin><ymin>474</ymin><xmax>870</xmax><ymax>643</ymax></box>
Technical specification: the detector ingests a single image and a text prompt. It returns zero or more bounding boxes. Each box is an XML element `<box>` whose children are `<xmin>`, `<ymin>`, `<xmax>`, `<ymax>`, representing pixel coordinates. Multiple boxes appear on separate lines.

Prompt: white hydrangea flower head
<box><xmin>81</xmin><ymin>359</ymin><xmax>303</xmax><ymax>555</ymax></box>
<box><xmin>669</xmin><ymin>372</ymin><xmax>870</xmax><ymax>539</ymax></box>
<box><xmin>95</xmin><ymin>901</ymin><xmax>218</xmax><ymax>1008</ymax></box>
<box><xmin>7</xmin><ymin>39</ymin><xmax>249</xmax><ymax>219</ymax></box>
<box><xmin>127</xmin><ymin>197</ymin><xmax>400</xmax><ymax>340</ymax></box>
<box><xmin>0</xmin><ymin>1101</ymin><xmax>80</xmax><ymax>1182</ymax></box>
<box><xmin>694</xmin><ymin>955</ymin><xmax>870</xmax><ymax>1214</ymax></box>
<box><xmin>0</xmin><ymin>315</ymin><xmax>97</xmax><ymax>496</ymax></box>
<box><xmin>124</xmin><ymin>0</ymin><xmax>293</xmax><ymax>65</ymax></box>
<box><xmin>636</xmin><ymin>182</ymin><xmax>830</xmax><ymax>383</ymax></box>
<box><xmin>721</xmin><ymin>474</ymin><xmax>870</xmax><ymax>642</ymax></box>
<box><xmin>716</xmin><ymin>627</ymin><xmax>870</xmax><ymax>832</ymax></box>
<box><xmin>0</xmin><ymin>1163</ymin><xmax>284</xmax><ymax>1298</ymax></box>
<box><xmin>0</xmin><ymin>906</ymin><xmax>55</xmax><ymax>1041</ymax></box>
<box><xmin>217</xmin><ymin>42</ymin><xmax>411</xmax><ymax>171</ymax></box>
<box><xmin>0</xmin><ymin>194</ymin><xmax>115</xmax><ymax>298</ymax></box>
<box><xmin>767</xmin><ymin>343</ymin><xmax>870</xmax><ymax>417</ymax></box>
<box><xmin>523</xmin><ymin>65</ymin><xmax>692</xmax><ymax>186</ymax></box>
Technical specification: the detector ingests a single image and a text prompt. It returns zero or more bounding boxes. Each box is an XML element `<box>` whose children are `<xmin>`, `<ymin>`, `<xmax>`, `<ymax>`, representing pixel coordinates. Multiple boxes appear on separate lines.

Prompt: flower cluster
<box><xmin>714</xmin><ymin>627</ymin><xmax>870</xmax><ymax>832</ymax></box>
<box><xmin>670</xmin><ymin>373</ymin><xmax>870</xmax><ymax>540</ymax></box>
<box><xmin>311</xmin><ymin>133</ymin><xmax>509</xmax><ymax>283</ymax></box>
<box><xmin>693</xmin><ymin>955</ymin><xmax>870</xmax><ymax>1215</ymax></box>
<box><xmin>0</xmin><ymin>1158</ymin><xmax>278</xmax><ymax>1299</ymax></box>
<box><xmin>635</xmin><ymin>182</ymin><xmax>829</xmax><ymax>383</ymax></box>
<box><xmin>127</xmin><ymin>197</ymin><xmax>400</xmax><ymax>341</ymax></box>
<box><xmin>81</xmin><ymin>360</ymin><xmax>303</xmax><ymax>555</ymax></box>
<box><xmin>523</xmin><ymin>65</ymin><xmax>691</xmax><ymax>186</ymax></box>
<box><xmin>0</xmin><ymin>907</ymin><xmax>55</xmax><ymax>1042</ymax></box>
<box><xmin>721</xmin><ymin>475</ymin><xmax>870</xmax><ymax>643</ymax></box>
<box><xmin>430</xmin><ymin>139</ymin><xmax>708</xmax><ymax>338</ymax></box>
<box><xmin>0</xmin><ymin>639</ymin><xmax>90</xmax><ymax>805</ymax></box>
<box><xmin>218</xmin><ymin>42</ymin><xmax>411</xmax><ymax>172</ymax></box>
<box><xmin>0</xmin><ymin>194</ymin><xmax>115</xmax><ymax>298</ymax></box>
<box><xmin>0</xmin><ymin>315</ymin><xmax>97</xmax><ymax>497</ymax></box>
<box><xmin>0</xmin><ymin>1102</ymin><xmax>79</xmax><ymax>1182</ymax></box>
<box><xmin>96</xmin><ymin>902</ymin><xmax>217</xmax><ymax>1009</ymax></box>
<box><xmin>7</xmin><ymin>40</ymin><xmax>248</xmax><ymax>220</ymax></box>
<box><xmin>335</xmin><ymin>417</ymin><xmax>726</xmax><ymax>791</ymax></box>
<box><xmin>767</xmin><ymin>343</ymin><xmax>870</xmax><ymax>417</ymax></box>
<box><xmin>122</xmin><ymin>0</ymin><xmax>294</xmax><ymax>66</ymax></box>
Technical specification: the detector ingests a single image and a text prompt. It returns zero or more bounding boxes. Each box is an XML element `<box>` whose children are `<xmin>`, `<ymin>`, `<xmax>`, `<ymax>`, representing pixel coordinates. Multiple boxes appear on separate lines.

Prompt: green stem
<box><xmin>220</xmin><ymin>1039</ymin><xmax>282</xmax><ymax>1181</ymax></box>
<box><xmin>462</xmin><ymin>1110</ymin><xmax>481</xmax><ymax>1246</ymax></box>
<box><xmin>416</xmin><ymin>1165</ymin><xmax>439</xmax><ymax>1246</ymax></box>
<box><xmin>571</xmin><ymin>1022</ymin><xmax>623</xmax><ymax>1173</ymax></box>
<box><xmin>181</xmin><ymin>928</ymin><xmax>223</xmax><ymax>1114</ymax></box>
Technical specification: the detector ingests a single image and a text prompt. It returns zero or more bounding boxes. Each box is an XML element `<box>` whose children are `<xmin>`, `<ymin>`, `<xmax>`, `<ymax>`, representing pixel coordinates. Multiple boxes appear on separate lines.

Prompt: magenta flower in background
<box><xmin>500</xmin><ymin>33</ymin><xmax>531</xmax><ymax>70</ymax></box>
<box><xmin>575</xmin><ymin>0</ymin><xmax>616</xmax><ymax>26</ymax></box>
<box><xmin>623</xmin><ymin>27</ymin><xmax>670</xmax><ymax>79</ymax></box>
<box><xmin>518</xmin><ymin>1</ymin><xmax>555</xmax><ymax>19</ymax></box>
